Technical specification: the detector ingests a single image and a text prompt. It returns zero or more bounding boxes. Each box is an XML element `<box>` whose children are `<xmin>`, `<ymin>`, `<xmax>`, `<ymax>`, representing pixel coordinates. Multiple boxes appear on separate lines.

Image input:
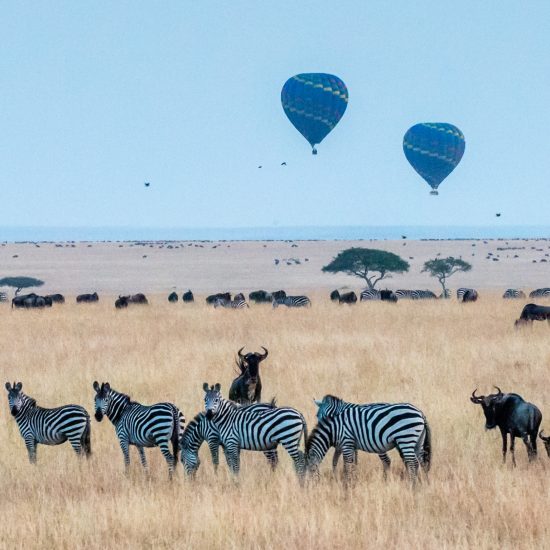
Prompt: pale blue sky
<box><xmin>1</xmin><ymin>2</ymin><xmax>549</xmax><ymax>230</ymax></box>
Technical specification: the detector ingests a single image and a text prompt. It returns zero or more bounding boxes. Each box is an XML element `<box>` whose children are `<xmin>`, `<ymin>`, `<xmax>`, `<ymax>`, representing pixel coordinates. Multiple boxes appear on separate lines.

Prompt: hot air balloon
<box><xmin>281</xmin><ymin>73</ymin><xmax>348</xmax><ymax>155</ymax></box>
<box><xmin>403</xmin><ymin>123</ymin><xmax>465</xmax><ymax>195</ymax></box>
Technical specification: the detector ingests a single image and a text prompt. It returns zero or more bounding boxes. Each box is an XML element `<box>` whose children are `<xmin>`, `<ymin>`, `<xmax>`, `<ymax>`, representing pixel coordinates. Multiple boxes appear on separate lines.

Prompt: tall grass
<box><xmin>1</xmin><ymin>296</ymin><xmax>549</xmax><ymax>549</ymax></box>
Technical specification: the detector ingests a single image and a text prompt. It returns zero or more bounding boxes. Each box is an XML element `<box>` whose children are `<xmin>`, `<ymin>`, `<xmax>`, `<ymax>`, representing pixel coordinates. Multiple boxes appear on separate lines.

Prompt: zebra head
<box><xmin>93</xmin><ymin>381</ymin><xmax>112</xmax><ymax>421</ymax></box>
<box><xmin>313</xmin><ymin>395</ymin><xmax>345</xmax><ymax>421</ymax></box>
<box><xmin>5</xmin><ymin>381</ymin><xmax>23</xmax><ymax>416</ymax></box>
<box><xmin>203</xmin><ymin>383</ymin><xmax>222</xmax><ymax>419</ymax></box>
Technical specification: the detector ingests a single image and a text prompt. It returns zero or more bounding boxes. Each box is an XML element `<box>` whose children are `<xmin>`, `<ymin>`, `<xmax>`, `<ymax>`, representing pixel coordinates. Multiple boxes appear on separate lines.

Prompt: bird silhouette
<box><xmin>258</xmin><ymin>166</ymin><xmax>262</xmax><ymax>169</ymax></box>
<box><xmin>281</xmin><ymin>162</ymin><xmax>287</xmax><ymax>166</ymax></box>
<box><xmin>144</xmin><ymin>182</ymin><xmax>150</xmax><ymax>187</ymax></box>
<box><xmin>496</xmin><ymin>213</ymin><xmax>501</xmax><ymax>217</ymax></box>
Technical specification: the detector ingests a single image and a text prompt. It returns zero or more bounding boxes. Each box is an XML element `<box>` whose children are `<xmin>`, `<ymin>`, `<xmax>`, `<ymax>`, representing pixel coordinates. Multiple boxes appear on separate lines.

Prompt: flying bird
<box><xmin>281</xmin><ymin>162</ymin><xmax>287</xmax><ymax>166</ymax></box>
<box><xmin>496</xmin><ymin>213</ymin><xmax>501</xmax><ymax>217</ymax></box>
<box><xmin>258</xmin><ymin>166</ymin><xmax>262</xmax><ymax>169</ymax></box>
<box><xmin>144</xmin><ymin>182</ymin><xmax>150</xmax><ymax>187</ymax></box>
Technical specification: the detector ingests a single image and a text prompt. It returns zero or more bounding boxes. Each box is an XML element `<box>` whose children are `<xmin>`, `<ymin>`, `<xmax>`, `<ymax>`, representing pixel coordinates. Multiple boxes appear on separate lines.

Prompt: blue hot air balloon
<box><xmin>281</xmin><ymin>73</ymin><xmax>348</xmax><ymax>155</ymax></box>
<box><xmin>403</xmin><ymin>123</ymin><xmax>465</xmax><ymax>195</ymax></box>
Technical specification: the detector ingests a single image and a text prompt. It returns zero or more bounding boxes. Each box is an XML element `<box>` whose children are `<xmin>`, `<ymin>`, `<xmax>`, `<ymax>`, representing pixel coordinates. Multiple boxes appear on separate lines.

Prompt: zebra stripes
<box><xmin>93</xmin><ymin>382</ymin><xmax>184</xmax><ymax>478</ymax></box>
<box><xmin>503</xmin><ymin>289</ymin><xmax>526</xmax><ymax>299</ymax></box>
<box><xmin>360</xmin><ymin>289</ymin><xmax>381</xmax><ymax>301</ymax></box>
<box><xmin>272</xmin><ymin>295</ymin><xmax>311</xmax><ymax>308</ymax></box>
<box><xmin>5</xmin><ymin>382</ymin><xmax>91</xmax><ymax>463</ymax></box>
<box><xmin>396</xmin><ymin>289</ymin><xmax>437</xmax><ymax>300</ymax></box>
<box><xmin>0</xmin><ymin>291</ymin><xmax>7</xmax><ymax>302</ymax></box>
<box><xmin>214</xmin><ymin>297</ymin><xmax>249</xmax><ymax>309</ymax></box>
<box><xmin>180</xmin><ymin>404</ymin><xmax>279</xmax><ymax>476</ymax></box>
<box><xmin>203</xmin><ymin>383</ymin><xmax>307</xmax><ymax>480</ymax></box>
<box><xmin>529</xmin><ymin>288</ymin><xmax>550</xmax><ymax>298</ymax></box>
<box><xmin>308</xmin><ymin>395</ymin><xmax>431</xmax><ymax>484</ymax></box>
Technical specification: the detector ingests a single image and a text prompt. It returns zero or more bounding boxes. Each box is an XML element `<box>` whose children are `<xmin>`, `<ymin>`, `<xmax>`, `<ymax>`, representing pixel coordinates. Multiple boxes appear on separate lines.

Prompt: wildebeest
<box><xmin>115</xmin><ymin>296</ymin><xmax>129</xmax><ymax>309</ymax></box>
<box><xmin>76</xmin><ymin>292</ymin><xmax>99</xmax><ymax>303</ymax></box>
<box><xmin>206</xmin><ymin>292</ymin><xmax>231</xmax><ymax>305</ymax></box>
<box><xmin>182</xmin><ymin>290</ymin><xmax>194</xmax><ymax>303</ymax></box>
<box><xmin>470</xmin><ymin>387</ymin><xmax>542</xmax><ymax>465</ymax></box>
<box><xmin>380</xmin><ymin>289</ymin><xmax>398</xmax><ymax>302</ymax></box>
<box><xmin>229</xmin><ymin>347</ymin><xmax>269</xmax><ymax>404</ymax></box>
<box><xmin>168</xmin><ymin>292</ymin><xmax>178</xmax><ymax>303</ymax></box>
<box><xmin>128</xmin><ymin>293</ymin><xmax>148</xmax><ymax>304</ymax></box>
<box><xmin>339</xmin><ymin>291</ymin><xmax>357</xmax><ymax>304</ymax></box>
<box><xmin>539</xmin><ymin>431</ymin><xmax>550</xmax><ymax>457</ymax></box>
<box><xmin>514</xmin><ymin>303</ymin><xmax>550</xmax><ymax>327</ymax></box>
<box><xmin>271</xmin><ymin>290</ymin><xmax>286</xmax><ymax>302</ymax></box>
<box><xmin>11</xmin><ymin>293</ymin><xmax>48</xmax><ymax>308</ymax></box>
<box><xmin>46</xmin><ymin>294</ymin><xmax>65</xmax><ymax>304</ymax></box>
<box><xmin>249</xmin><ymin>290</ymin><xmax>273</xmax><ymax>304</ymax></box>
<box><xmin>330</xmin><ymin>290</ymin><xmax>340</xmax><ymax>302</ymax></box>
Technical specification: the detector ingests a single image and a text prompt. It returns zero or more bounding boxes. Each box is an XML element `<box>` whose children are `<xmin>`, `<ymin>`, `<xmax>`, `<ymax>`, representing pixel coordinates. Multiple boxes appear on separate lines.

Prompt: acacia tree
<box><xmin>0</xmin><ymin>276</ymin><xmax>44</xmax><ymax>296</ymax></box>
<box><xmin>422</xmin><ymin>257</ymin><xmax>472</xmax><ymax>297</ymax></box>
<box><xmin>322</xmin><ymin>248</ymin><xmax>410</xmax><ymax>290</ymax></box>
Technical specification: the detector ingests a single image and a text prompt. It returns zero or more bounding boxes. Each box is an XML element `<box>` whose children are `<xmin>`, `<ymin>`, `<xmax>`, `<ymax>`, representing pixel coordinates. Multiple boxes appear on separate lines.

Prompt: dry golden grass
<box><xmin>1</xmin><ymin>295</ymin><xmax>550</xmax><ymax>549</ymax></box>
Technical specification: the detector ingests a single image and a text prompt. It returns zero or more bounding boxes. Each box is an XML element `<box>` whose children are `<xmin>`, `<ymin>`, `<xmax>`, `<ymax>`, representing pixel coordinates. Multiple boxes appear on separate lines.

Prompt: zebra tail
<box><xmin>83</xmin><ymin>417</ymin><xmax>92</xmax><ymax>457</ymax></box>
<box><xmin>171</xmin><ymin>408</ymin><xmax>184</xmax><ymax>466</ymax></box>
<box><xmin>419</xmin><ymin>419</ymin><xmax>432</xmax><ymax>473</ymax></box>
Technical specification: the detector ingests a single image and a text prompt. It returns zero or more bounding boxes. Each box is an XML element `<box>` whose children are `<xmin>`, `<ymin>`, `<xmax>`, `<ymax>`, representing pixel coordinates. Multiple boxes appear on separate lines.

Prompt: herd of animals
<box><xmin>5</xmin><ymin>345</ymin><xmax>550</xmax><ymax>487</ymax></box>
<box><xmin>5</xmin><ymin>287</ymin><xmax>550</xmax><ymax>327</ymax></box>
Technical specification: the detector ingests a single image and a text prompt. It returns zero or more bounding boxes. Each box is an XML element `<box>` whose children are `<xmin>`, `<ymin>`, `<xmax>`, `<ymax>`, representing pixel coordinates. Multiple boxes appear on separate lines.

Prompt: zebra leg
<box><xmin>137</xmin><ymin>446</ymin><xmax>149</xmax><ymax>471</ymax></box>
<box><xmin>119</xmin><ymin>437</ymin><xmax>131</xmax><ymax>474</ymax></box>
<box><xmin>263</xmin><ymin>449</ymin><xmax>279</xmax><ymax>471</ymax></box>
<box><xmin>68</xmin><ymin>435</ymin><xmax>84</xmax><ymax>457</ymax></box>
<box><xmin>157</xmin><ymin>439</ymin><xmax>176</xmax><ymax>479</ymax></box>
<box><xmin>281</xmin><ymin>441</ymin><xmax>306</xmax><ymax>483</ymax></box>
<box><xmin>378</xmin><ymin>453</ymin><xmax>391</xmax><ymax>480</ymax></box>
<box><xmin>223</xmin><ymin>444</ymin><xmax>240</xmax><ymax>477</ymax></box>
<box><xmin>395</xmin><ymin>440</ymin><xmax>420</xmax><ymax>486</ymax></box>
<box><xmin>208</xmin><ymin>440</ymin><xmax>220</xmax><ymax>473</ymax></box>
<box><xmin>342</xmin><ymin>447</ymin><xmax>357</xmax><ymax>488</ymax></box>
<box><xmin>25</xmin><ymin>438</ymin><xmax>37</xmax><ymax>464</ymax></box>
<box><xmin>332</xmin><ymin>448</ymin><xmax>342</xmax><ymax>473</ymax></box>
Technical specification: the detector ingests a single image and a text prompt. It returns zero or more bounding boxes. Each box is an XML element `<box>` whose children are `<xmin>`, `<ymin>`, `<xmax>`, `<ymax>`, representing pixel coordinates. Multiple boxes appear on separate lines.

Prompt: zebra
<box><xmin>503</xmin><ymin>289</ymin><xmax>526</xmax><ymax>299</ymax></box>
<box><xmin>93</xmin><ymin>381</ymin><xmax>184</xmax><ymax>478</ymax></box>
<box><xmin>0</xmin><ymin>291</ymin><xmax>7</xmax><ymax>302</ymax></box>
<box><xmin>272</xmin><ymin>295</ymin><xmax>311</xmax><ymax>308</ymax></box>
<box><xmin>307</xmin><ymin>395</ymin><xmax>431</xmax><ymax>485</ymax></box>
<box><xmin>457</xmin><ymin>288</ymin><xmax>478</xmax><ymax>302</ymax></box>
<box><xmin>5</xmin><ymin>381</ymin><xmax>91</xmax><ymax>463</ymax></box>
<box><xmin>214</xmin><ymin>292</ymin><xmax>249</xmax><ymax>309</ymax></box>
<box><xmin>396</xmin><ymin>289</ymin><xmax>437</xmax><ymax>300</ymax></box>
<box><xmin>202</xmin><ymin>383</ymin><xmax>308</xmax><ymax>480</ymax></box>
<box><xmin>360</xmin><ymin>289</ymin><xmax>381</xmax><ymax>301</ymax></box>
<box><xmin>529</xmin><ymin>288</ymin><xmax>550</xmax><ymax>298</ymax></box>
<box><xmin>180</xmin><ymin>402</ymin><xmax>279</xmax><ymax>477</ymax></box>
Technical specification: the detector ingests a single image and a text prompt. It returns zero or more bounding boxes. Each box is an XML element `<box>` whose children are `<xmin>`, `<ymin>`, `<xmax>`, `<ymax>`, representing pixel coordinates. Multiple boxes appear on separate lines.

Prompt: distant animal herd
<box><xmin>5</xmin><ymin>345</ymin><xmax>550</xmax><ymax>487</ymax></box>
<box><xmin>6</xmin><ymin>286</ymin><xmax>550</xmax><ymax>328</ymax></box>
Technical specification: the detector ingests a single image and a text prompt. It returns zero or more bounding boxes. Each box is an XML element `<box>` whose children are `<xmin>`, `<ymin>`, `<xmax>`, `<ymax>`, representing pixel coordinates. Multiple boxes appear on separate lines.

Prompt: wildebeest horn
<box><xmin>237</xmin><ymin>347</ymin><xmax>245</xmax><ymax>358</ymax></box>
<box><xmin>493</xmin><ymin>386</ymin><xmax>503</xmax><ymax>396</ymax></box>
<box><xmin>470</xmin><ymin>389</ymin><xmax>482</xmax><ymax>403</ymax></box>
<box><xmin>539</xmin><ymin>430</ymin><xmax>550</xmax><ymax>441</ymax></box>
<box><xmin>258</xmin><ymin>346</ymin><xmax>268</xmax><ymax>360</ymax></box>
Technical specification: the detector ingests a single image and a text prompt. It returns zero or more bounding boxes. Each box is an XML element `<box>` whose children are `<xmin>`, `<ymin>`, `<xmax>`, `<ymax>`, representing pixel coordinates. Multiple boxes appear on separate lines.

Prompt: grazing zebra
<box><xmin>5</xmin><ymin>382</ymin><xmax>91</xmax><ymax>463</ymax></box>
<box><xmin>272</xmin><ymin>295</ymin><xmax>311</xmax><ymax>308</ymax></box>
<box><xmin>180</xmin><ymin>403</ymin><xmax>279</xmax><ymax>476</ymax></box>
<box><xmin>202</xmin><ymin>383</ymin><xmax>307</xmax><ymax>480</ymax></box>
<box><xmin>93</xmin><ymin>381</ymin><xmax>184</xmax><ymax>478</ymax></box>
<box><xmin>0</xmin><ymin>291</ymin><xmax>7</xmax><ymax>302</ymax></box>
<box><xmin>360</xmin><ymin>289</ymin><xmax>381</xmax><ymax>301</ymax></box>
<box><xmin>503</xmin><ymin>289</ymin><xmax>526</xmax><ymax>299</ymax></box>
<box><xmin>308</xmin><ymin>395</ymin><xmax>431</xmax><ymax>485</ymax></box>
<box><xmin>396</xmin><ymin>289</ymin><xmax>437</xmax><ymax>300</ymax></box>
<box><xmin>529</xmin><ymin>288</ymin><xmax>550</xmax><ymax>298</ymax></box>
<box><xmin>457</xmin><ymin>288</ymin><xmax>478</xmax><ymax>302</ymax></box>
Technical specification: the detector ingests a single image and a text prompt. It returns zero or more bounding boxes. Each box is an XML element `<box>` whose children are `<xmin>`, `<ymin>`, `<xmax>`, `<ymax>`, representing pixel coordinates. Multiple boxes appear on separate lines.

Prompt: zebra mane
<box><xmin>323</xmin><ymin>394</ymin><xmax>343</xmax><ymax>405</ymax></box>
<box><xmin>305</xmin><ymin>416</ymin><xmax>335</xmax><ymax>453</ymax></box>
<box><xmin>21</xmin><ymin>393</ymin><xmax>37</xmax><ymax>408</ymax></box>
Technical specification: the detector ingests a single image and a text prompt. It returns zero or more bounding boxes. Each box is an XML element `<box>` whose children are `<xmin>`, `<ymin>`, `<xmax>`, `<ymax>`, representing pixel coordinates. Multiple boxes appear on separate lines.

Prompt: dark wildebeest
<box><xmin>249</xmin><ymin>290</ymin><xmax>273</xmax><ymax>304</ymax></box>
<box><xmin>43</xmin><ymin>296</ymin><xmax>53</xmax><ymax>307</ymax></box>
<box><xmin>11</xmin><ymin>293</ymin><xmax>47</xmax><ymax>308</ymax></box>
<box><xmin>330</xmin><ymin>290</ymin><xmax>340</xmax><ymax>302</ymax></box>
<box><xmin>515</xmin><ymin>303</ymin><xmax>550</xmax><ymax>328</ymax></box>
<box><xmin>206</xmin><ymin>292</ymin><xmax>231</xmax><ymax>305</ymax></box>
<box><xmin>128</xmin><ymin>293</ymin><xmax>148</xmax><ymax>304</ymax></box>
<box><xmin>380</xmin><ymin>289</ymin><xmax>398</xmax><ymax>302</ymax></box>
<box><xmin>168</xmin><ymin>292</ymin><xmax>178</xmax><ymax>303</ymax></box>
<box><xmin>271</xmin><ymin>290</ymin><xmax>286</xmax><ymax>302</ymax></box>
<box><xmin>338</xmin><ymin>291</ymin><xmax>357</xmax><ymax>304</ymax></box>
<box><xmin>470</xmin><ymin>387</ymin><xmax>542</xmax><ymax>465</ymax></box>
<box><xmin>115</xmin><ymin>296</ymin><xmax>129</xmax><ymax>309</ymax></box>
<box><xmin>538</xmin><ymin>431</ymin><xmax>550</xmax><ymax>458</ymax></box>
<box><xmin>182</xmin><ymin>290</ymin><xmax>194</xmax><ymax>303</ymax></box>
<box><xmin>462</xmin><ymin>289</ymin><xmax>478</xmax><ymax>302</ymax></box>
<box><xmin>76</xmin><ymin>292</ymin><xmax>99</xmax><ymax>303</ymax></box>
<box><xmin>46</xmin><ymin>294</ymin><xmax>65</xmax><ymax>304</ymax></box>
<box><xmin>228</xmin><ymin>347</ymin><xmax>269</xmax><ymax>405</ymax></box>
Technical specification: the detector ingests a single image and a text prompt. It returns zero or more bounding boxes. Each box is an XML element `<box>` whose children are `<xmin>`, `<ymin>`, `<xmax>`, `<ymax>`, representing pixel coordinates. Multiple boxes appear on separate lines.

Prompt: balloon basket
<box><xmin>312</xmin><ymin>147</ymin><xmax>317</xmax><ymax>155</ymax></box>
<box><xmin>430</xmin><ymin>190</ymin><xmax>439</xmax><ymax>196</ymax></box>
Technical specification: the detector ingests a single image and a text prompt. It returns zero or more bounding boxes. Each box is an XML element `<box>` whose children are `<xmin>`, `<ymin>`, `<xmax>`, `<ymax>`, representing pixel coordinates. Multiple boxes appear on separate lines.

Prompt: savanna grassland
<box><xmin>1</xmin><ymin>296</ymin><xmax>550</xmax><ymax>549</ymax></box>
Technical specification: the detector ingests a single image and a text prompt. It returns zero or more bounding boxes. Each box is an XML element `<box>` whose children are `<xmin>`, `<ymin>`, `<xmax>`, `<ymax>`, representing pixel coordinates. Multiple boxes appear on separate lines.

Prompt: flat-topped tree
<box><xmin>322</xmin><ymin>248</ymin><xmax>410</xmax><ymax>290</ymax></box>
<box><xmin>422</xmin><ymin>257</ymin><xmax>472</xmax><ymax>297</ymax></box>
<box><xmin>0</xmin><ymin>276</ymin><xmax>44</xmax><ymax>296</ymax></box>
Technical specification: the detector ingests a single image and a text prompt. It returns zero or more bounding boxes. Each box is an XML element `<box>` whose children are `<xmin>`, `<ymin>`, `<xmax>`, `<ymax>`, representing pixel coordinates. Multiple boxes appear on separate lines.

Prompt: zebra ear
<box><xmin>93</xmin><ymin>381</ymin><xmax>100</xmax><ymax>392</ymax></box>
<box><xmin>313</xmin><ymin>398</ymin><xmax>322</xmax><ymax>408</ymax></box>
<box><xmin>202</xmin><ymin>382</ymin><xmax>209</xmax><ymax>392</ymax></box>
<box><xmin>104</xmin><ymin>383</ymin><xmax>110</xmax><ymax>392</ymax></box>
<box><xmin>214</xmin><ymin>383</ymin><xmax>221</xmax><ymax>392</ymax></box>
<box><xmin>5</xmin><ymin>382</ymin><xmax>11</xmax><ymax>391</ymax></box>
<box><xmin>15</xmin><ymin>382</ymin><xmax>22</xmax><ymax>391</ymax></box>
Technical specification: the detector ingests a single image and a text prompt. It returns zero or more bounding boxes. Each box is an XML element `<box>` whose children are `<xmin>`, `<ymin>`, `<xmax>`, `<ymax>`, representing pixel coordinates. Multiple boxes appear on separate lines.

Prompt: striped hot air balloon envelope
<box><xmin>403</xmin><ymin>123</ymin><xmax>465</xmax><ymax>195</ymax></box>
<box><xmin>281</xmin><ymin>73</ymin><xmax>348</xmax><ymax>155</ymax></box>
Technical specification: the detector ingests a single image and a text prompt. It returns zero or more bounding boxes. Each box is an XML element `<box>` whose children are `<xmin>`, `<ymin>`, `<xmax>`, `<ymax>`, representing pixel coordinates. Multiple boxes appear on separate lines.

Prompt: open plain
<box><xmin>1</xmin><ymin>256</ymin><xmax>550</xmax><ymax>548</ymax></box>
